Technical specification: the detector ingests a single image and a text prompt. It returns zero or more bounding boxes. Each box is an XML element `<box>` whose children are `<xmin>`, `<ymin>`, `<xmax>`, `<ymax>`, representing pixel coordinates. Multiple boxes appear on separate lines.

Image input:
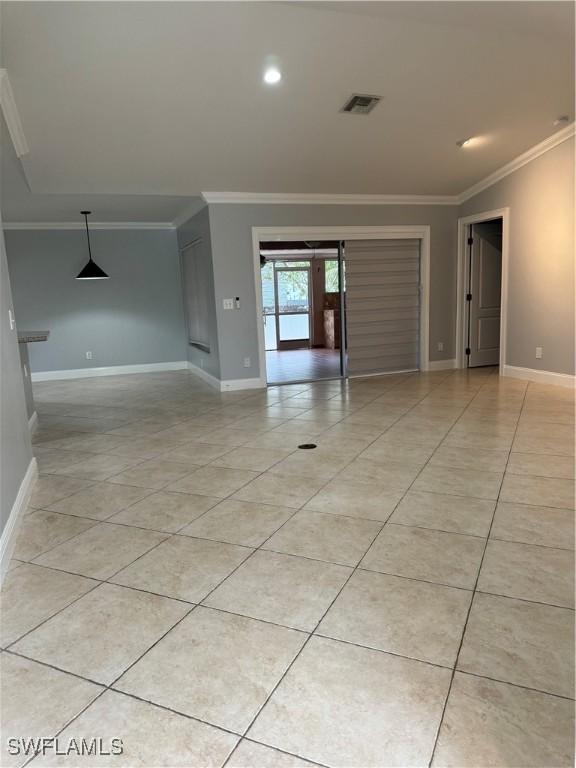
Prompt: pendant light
<box><xmin>75</xmin><ymin>211</ymin><xmax>109</xmax><ymax>279</ymax></box>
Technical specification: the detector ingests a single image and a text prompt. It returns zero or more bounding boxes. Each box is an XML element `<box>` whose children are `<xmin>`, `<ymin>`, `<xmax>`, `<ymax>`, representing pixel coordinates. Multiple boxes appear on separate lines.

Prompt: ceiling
<box><xmin>1</xmin><ymin>1</ymin><xmax>574</xmax><ymax>222</ymax></box>
<box><xmin>1</xmin><ymin>120</ymin><xmax>201</xmax><ymax>224</ymax></box>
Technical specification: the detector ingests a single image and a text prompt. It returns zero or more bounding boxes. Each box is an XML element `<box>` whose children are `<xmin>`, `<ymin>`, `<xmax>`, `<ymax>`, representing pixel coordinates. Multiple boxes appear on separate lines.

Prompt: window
<box><xmin>181</xmin><ymin>240</ymin><xmax>211</xmax><ymax>352</ymax></box>
<box><xmin>325</xmin><ymin>259</ymin><xmax>340</xmax><ymax>292</ymax></box>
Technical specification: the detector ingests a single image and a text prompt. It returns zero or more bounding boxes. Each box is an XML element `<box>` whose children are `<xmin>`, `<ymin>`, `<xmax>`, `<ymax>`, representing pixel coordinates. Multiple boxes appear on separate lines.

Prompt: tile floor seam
<box><xmin>20</xmin><ymin>688</ymin><xmax>109</xmax><ymax>768</ymax></box>
<box><xmin>18</xmin><ymin>514</ymin><xmax>102</xmax><ymax>565</ymax></box>
<box><xmin>12</xmin><ymin>661</ymin><xmax>253</xmax><ymax>768</ymax></box>
<box><xmin>223</xmin><ymin>382</ymin><xmax>477</xmax><ymax>756</ymax></box>
<box><xmin>427</xmin><ymin>371</ymin><xmax>530</xmax><ymax>768</ymax></box>
<box><xmin>456</xmin><ymin>668</ymin><xmax>576</xmax><ymax>703</ymax></box>
<box><xmin>487</xmin><ymin>534</ymin><xmax>575</xmax><ymax>553</ymax></box>
<box><xmin>20</xmin><ymin>369</ymin><xmax>573</xmax><ymax>768</ymax></box>
<box><xmin>234</xmin><ymin>736</ymin><xmax>331</xmax><ymax>768</ymax></box>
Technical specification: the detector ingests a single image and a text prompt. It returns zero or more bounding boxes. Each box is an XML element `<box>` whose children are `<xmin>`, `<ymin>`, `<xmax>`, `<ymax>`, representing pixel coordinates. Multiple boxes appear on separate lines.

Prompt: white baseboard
<box><xmin>220</xmin><ymin>377</ymin><xmax>266</xmax><ymax>391</ymax></box>
<box><xmin>503</xmin><ymin>364</ymin><xmax>576</xmax><ymax>388</ymax></box>
<box><xmin>426</xmin><ymin>359</ymin><xmax>457</xmax><ymax>371</ymax></box>
<box><xmin>186</xmin><ymin>362</ymin><xmax>265</xmax><ymax>392</ymax></box>
<box><xmin>28</xmin><ymin>411</ymin><xmax>38</xmax><ymax>433</ymax></box>
<box><xmin>186</xmin><ymin>361</ymin><xmax>221</xmax><ymax>390</ymax></box>
<box><xmin>0</xmin><ymin>457</ymin><xmax>38</xmax><ymax>584</ymax></box>
<box><xmin>31</xmin><ymin>361</ymin><xmax>189</xmax><ymax>382</ymax></box>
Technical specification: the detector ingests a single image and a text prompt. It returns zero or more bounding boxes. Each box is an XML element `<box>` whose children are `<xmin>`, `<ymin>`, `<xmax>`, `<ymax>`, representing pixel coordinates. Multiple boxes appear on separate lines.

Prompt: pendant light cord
<box><xmin>82</xmin><ymin>212</ymin><xmax>94</xmax><ymax>262</ymax></box>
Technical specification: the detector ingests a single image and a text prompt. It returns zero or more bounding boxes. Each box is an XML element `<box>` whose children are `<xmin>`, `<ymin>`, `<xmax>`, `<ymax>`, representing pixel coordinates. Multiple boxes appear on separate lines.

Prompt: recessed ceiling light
<box><xmin>263</xmin><ymin>67</ymin><xmax>282</xmax><ymax>85</ymax></box>
<box><xmin>456</xmin><ymin>137</ymin><xmax>475</xmax><ymax>148</ymax></box>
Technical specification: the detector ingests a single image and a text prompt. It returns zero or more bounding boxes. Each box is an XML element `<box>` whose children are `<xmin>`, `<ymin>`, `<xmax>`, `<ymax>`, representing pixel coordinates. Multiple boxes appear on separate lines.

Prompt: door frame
<box><xmin>252</xmin><ymin>225</ymin><xmax>431</xmax><ymax>387</ymax></box>
<box><xmin>455</xmin><ymin>208</ymin><xmax>510</xmax><ymax>371</ymax></box>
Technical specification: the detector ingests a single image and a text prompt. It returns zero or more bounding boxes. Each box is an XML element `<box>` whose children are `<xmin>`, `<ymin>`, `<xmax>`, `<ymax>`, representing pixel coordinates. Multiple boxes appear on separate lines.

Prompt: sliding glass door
<box><xmin>262</xmin><ymin>261</ymin><xmax>311</xmax><ymax>351</ymax></box>
<box><xmin>260</xmin><ymin>248</ymin><xmax>345</xmax><ymax>385</ymax></box>
<box><xmin>274</xmin><ymin>265</ymin><xmax>311</xmax><ymax>349</ymax></box>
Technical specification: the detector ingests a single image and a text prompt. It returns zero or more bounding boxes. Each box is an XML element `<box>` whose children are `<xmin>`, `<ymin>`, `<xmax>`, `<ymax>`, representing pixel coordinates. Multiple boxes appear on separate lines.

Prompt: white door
<box><xmin>468</xmin><ymin>222</ymin><xmax>502</xmax><ymax>367</ymax></box>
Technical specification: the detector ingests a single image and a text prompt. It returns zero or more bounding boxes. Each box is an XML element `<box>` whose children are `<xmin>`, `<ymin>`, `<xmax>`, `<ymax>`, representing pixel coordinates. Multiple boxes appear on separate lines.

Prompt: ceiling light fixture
<box><xmin>456</xmin><ymin>137</ymin><xmax>475</xmax><ymax>148</ymax></box>
<box><xmin>75</xmin><ymin>211</ymin><xmax>109</xmax><ymax>280</ymax></box>
<box><xmin>263</xmin><ymin>67</ymin><xmax>282</xmax><ymax>85</ymax></box>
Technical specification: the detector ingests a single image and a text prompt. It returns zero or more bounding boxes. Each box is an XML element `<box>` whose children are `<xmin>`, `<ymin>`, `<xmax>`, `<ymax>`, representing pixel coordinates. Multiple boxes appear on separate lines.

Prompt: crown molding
<box><xmin>2</xmin><ymin>221</ymin><xmax>175</xmax><ymax>231</ymax></box>
<box><xmin>201</xmin><ymin>192</ymin><xmax>458</xmax><ymax>206</ymax></box>
<box><xmin>172</xmin><ymin>199</ymin><xmax>207</xmax><ymax>228</ymax></box>
<box><xmin>203</xmin><ymin>126</ymin><xmax>574</xmax><ymax>207</ymax></box>
<box><xmin>0</xmin><ymin>69</ymin><xmax>29</xmax><ymax>158</ymax></box>
<box><xmin>457</xmin><ymin>123</ymin><xmax>575</xmax><ymax>203</ymax></box>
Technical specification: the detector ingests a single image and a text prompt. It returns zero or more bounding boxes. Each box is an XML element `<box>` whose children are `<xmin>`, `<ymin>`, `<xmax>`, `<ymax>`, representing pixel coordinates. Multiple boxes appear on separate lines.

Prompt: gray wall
<box><xmin>5</xmin><ymin>228</ymin><xmax>187</xmax><ymax>373</ymax></box>
<box><xmin>1</xmin><ymin>221</ymin><xmax>33</xmax><ymax>536</ymax></box>
<box><xmin>176</xmin><ymin>206</ymin><xmax>221</xmax><ymax>379</ymax></box>
<box><xmin>208</xmin><ymin>203</ymin><xmax>458</xmax><ymax>381</ymax></box>
<box><xmin>460</xmin><ymin>137</ymin><xmax>575</xmax><ymax>376</ymax></box>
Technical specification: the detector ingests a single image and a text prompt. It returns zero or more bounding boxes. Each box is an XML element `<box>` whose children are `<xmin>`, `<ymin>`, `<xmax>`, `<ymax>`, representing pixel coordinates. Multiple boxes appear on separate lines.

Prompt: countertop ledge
<box><xmin>18</xmin><ymin>331</ymin><xmax>50</xmax><ymax>343</ymax></box>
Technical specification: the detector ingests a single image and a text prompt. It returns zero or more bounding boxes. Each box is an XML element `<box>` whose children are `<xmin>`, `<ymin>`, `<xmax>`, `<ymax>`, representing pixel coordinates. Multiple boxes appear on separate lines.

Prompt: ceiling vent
<box><xmin>341</xmin><ymin>94</ymin><xmax>381</xmax><ymax>115</ymax></box>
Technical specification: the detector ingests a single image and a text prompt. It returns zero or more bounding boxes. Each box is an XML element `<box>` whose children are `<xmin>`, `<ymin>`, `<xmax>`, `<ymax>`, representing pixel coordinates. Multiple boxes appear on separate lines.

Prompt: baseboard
<box><xmin>503</xmin><ymin>364</ymin><xmax>576</xmax><ymax>388</ymax></box>
<box><xmin>31</xmin><ymin>361</ymin><xmax>189</xmax><ymax>382</ymax></box>
<box><xmin>0</xmin><ymin>457</ymin><xmax>38</xmax><ymax>584</ymax></box>
<box><xmin>426</xmin><ymin>359</ymin><xmax>457</xmax><ymax>371</ymax></box>
<box><xmin>28</xmin><ymin>411</ymin><xmax>38</xmax><ymax>433</ymax></box>
<box><xmin>220</xmin><ymin>377</ymin><xmax>266</xmax><ymax>391</ymax></box>
<box><xmin>186</xmin><ymin>362</ymin><xmax>265</xmax><ymax>392</ymax></box>
<box><xmin>186</xmin><ymin>361</ymin><xmax>221</xmax><ymax>390</ymax></box>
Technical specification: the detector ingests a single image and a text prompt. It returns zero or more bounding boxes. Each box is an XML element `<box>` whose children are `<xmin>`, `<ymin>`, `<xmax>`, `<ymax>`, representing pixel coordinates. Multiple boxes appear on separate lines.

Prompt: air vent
<box><xmin>341</xmin><ymin>94</ymin><xmax>381</xmax><ymax>115</ymax></box>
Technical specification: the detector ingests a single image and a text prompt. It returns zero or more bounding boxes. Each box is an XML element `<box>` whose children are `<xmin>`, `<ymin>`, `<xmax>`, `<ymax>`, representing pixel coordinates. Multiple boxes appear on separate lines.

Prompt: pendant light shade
<box><xmin>75</xmin><ymin>211</ymin><xmax>109</xmax><ymax>280</ymax></box>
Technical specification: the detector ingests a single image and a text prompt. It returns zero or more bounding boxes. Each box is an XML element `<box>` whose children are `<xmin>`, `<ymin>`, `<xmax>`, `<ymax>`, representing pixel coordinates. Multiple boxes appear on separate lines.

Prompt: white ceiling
<box><xmin>0</xmin><ymin>120</ymin><xmax>201</xmax><ymax>223</ymax></box>
<box><xmin>1</xmin><ymin>1</ymin><xmax>574</xmax><ymax>222</ymax></box>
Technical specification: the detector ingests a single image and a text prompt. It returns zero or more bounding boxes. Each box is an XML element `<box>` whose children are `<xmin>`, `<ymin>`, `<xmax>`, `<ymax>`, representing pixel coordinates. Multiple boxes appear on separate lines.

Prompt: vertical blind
<box><xmin>344</xmin><ymin>239</ymin><xmax>420</xmax><ymax>375</ymax></box>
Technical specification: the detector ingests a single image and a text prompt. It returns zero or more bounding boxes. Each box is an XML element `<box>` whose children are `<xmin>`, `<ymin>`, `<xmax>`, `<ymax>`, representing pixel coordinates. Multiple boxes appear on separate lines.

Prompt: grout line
<box><xmin>427</xmin><ymin>373</ymin><xmax>530</xmax><ymax>767</ymax></box>
<box><xmin>20</xmin><ymin>370</ymin><xmax>573</xmax><ymax>767</ymax></box>
<box><xmin>223</xmin><ymin>373</ymin><xmax>461</xmax><ymax>759</ymax></box>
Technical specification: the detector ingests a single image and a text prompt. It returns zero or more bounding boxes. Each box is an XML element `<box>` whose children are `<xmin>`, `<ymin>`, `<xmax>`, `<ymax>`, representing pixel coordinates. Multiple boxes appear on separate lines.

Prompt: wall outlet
<box><xmin>222</xmin><ymin>299</ymin><xmax>234</xmax><ymax>310</ymax></box>
<box><xmin>437</xmin><ymin>341</ymin><xmax>444</xmax><ymax>352</ymax></box>
<box><xmin>235</xmin><ymin>297</ymin><xmax>241</xmax><ymax>309</ymax></box>
<box><xmin>86</xmin><ymin>351</ymin><xmax>93</xmax><ymax>360</ymax></box>
<box><xmin>535</xmin><ymin>346</ymin><xmax>543</xmax><ymax>359</ymax></box>
<box><xmin>243</xmin><ymin>357</ymin><xmax>251</xmax><ymax>368</ymax></box>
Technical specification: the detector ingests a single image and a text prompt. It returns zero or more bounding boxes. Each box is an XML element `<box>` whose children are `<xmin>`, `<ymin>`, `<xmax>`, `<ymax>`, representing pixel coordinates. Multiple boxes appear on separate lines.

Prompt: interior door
<box><xmin>275</xmin><ymin>266</ymin><xmax>311</xmax><ymax>350</ymax></box>
<box><xmin>468</xmin><ymin>222</ymin><xmax>502</xmax><ymax>367</ymax></box>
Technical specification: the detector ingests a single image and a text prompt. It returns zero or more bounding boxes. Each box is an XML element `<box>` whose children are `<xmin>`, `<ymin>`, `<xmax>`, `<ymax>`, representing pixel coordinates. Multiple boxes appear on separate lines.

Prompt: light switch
<box><xmin>222</xmin><ymin>299</ymin><xmax>234</xmax><ymax>310</ymax></box>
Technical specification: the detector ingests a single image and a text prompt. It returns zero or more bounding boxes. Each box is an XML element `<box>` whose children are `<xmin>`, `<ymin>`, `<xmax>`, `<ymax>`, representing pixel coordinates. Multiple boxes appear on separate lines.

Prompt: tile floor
<box><xmin>1</xmin><ymin>367</ymin><xmax>574</xmax><ymax>767</ymax></box>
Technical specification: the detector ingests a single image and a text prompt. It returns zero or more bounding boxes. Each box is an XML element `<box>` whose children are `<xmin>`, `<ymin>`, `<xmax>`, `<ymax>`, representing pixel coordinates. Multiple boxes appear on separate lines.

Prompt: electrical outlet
<box><xmin>243</xmin><ymin>357</ymin><xmax>251</xmax><ymax>368</ymax></box>
<box><xmin>235</xmin><ymin>297</ymin><xmax>241</xmax><ymax>310</ymax></box>
<box><xmin>437</xmin><ymin>341</ymin><xmax>444</xmax><ymax>352</ymax></box>
<box><xmin>223</xmin><ymin>299</ymin><xmax>234</xmax><ymax>310</ymax></box>
<box><xmin>86</xmin><ymin>351</ymin><xmax>93</xmax><ymax>360</ymax></box>
<box><xmin>535</xmin><ymin>346</ymin><xmax>543</xmax><ymax>359</ymax></box>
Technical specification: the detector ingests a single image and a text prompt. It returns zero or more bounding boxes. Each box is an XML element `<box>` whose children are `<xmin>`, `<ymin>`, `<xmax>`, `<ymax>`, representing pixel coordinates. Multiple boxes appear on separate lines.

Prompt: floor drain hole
<box><xmin>298</xmin><ymin>443</ymin><xmax>317</xmax><ymax>450</ymax></box>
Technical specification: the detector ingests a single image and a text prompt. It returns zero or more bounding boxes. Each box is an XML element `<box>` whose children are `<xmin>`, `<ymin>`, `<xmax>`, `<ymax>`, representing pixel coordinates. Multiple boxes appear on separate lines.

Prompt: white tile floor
<box><xmin>1</xmin><ymin>367</ymin><xmax>574</xmax><ymax>767</ymax></box>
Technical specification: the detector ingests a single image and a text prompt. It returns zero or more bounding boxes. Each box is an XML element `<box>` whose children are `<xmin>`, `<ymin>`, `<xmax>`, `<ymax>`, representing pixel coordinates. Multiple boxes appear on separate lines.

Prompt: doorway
<box><xmin>456</xmin><ymin>209</ymin><xmax>509</xmax><ymax>371</ymax></box>
<box><xmin>253</xmin><ymin>226</ymin><xmax>431</xmax><ymax>387</ymax></box>
<box><xmin>260</xmin><ymin>242</ymin><xmax>344</xmax><ymax>385</ymax></box>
